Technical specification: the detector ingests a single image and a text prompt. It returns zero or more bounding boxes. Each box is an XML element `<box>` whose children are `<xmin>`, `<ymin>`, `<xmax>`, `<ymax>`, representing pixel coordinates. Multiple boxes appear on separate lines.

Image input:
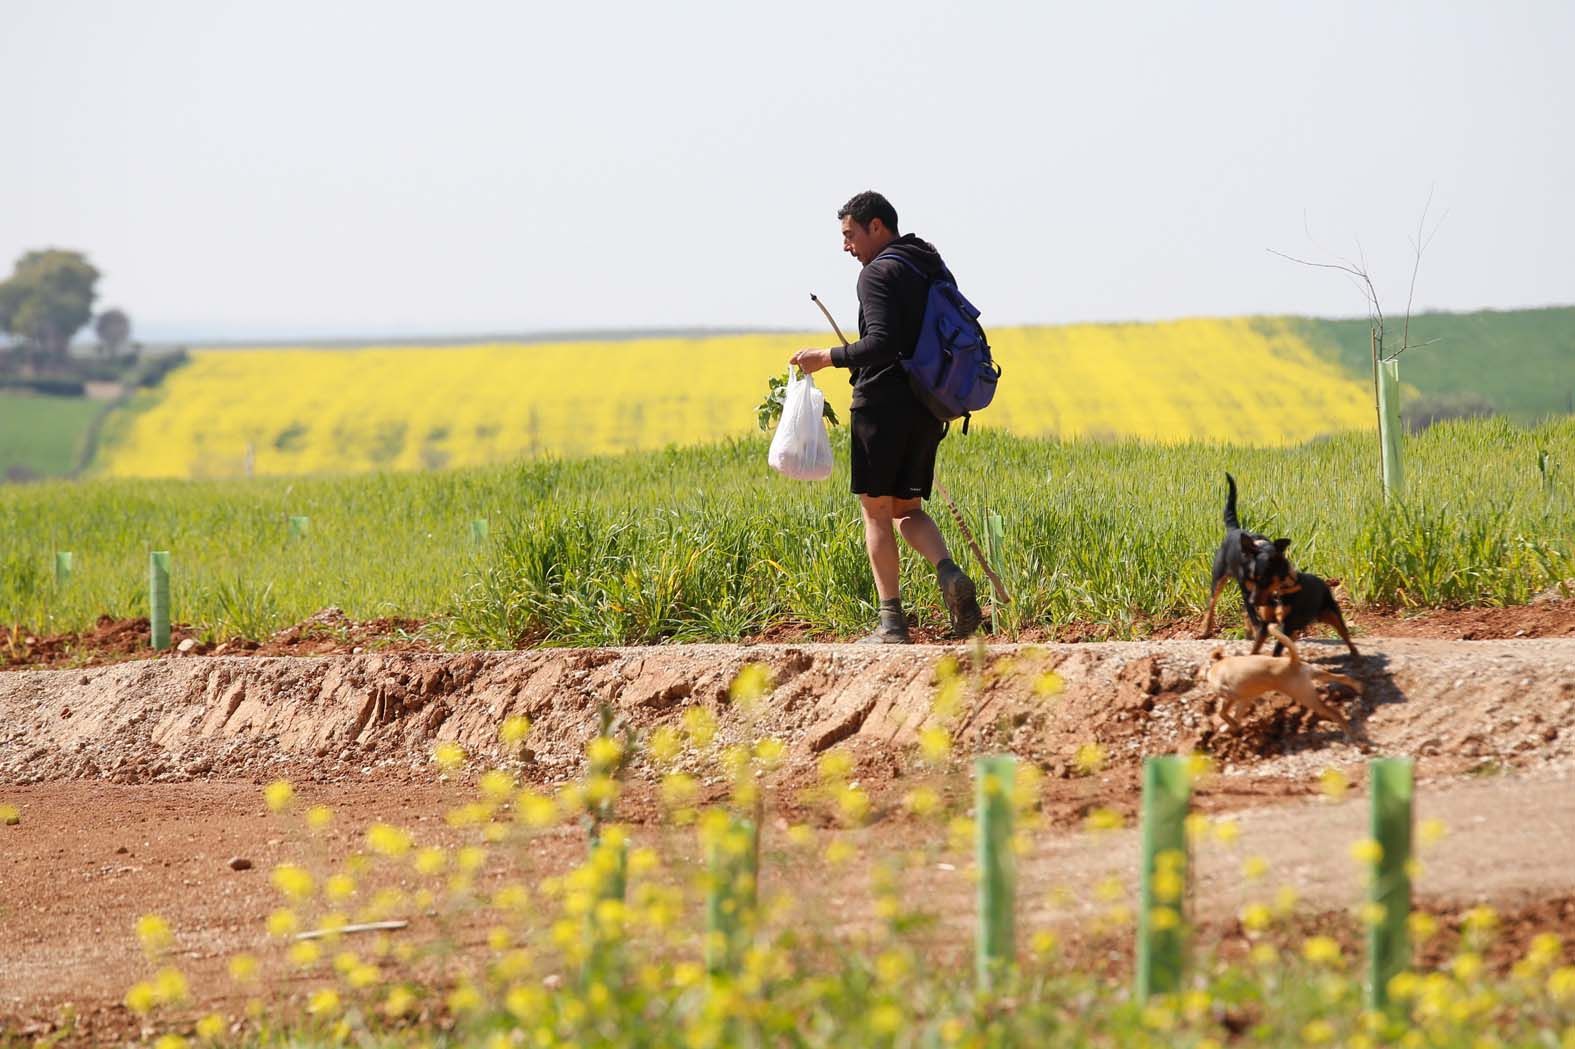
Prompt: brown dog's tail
<box><xmin>1267</xmin><ymin>624</ymin><xmax>1301</xmax><ymax>664</ymax></box>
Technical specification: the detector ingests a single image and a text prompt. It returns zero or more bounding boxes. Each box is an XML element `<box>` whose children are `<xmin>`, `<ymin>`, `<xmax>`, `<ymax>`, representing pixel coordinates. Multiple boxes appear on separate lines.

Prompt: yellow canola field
<box><xmin>96</xmin><ymin>319</ymin><xmax>1372</xmax><ymax>479</ymax></box>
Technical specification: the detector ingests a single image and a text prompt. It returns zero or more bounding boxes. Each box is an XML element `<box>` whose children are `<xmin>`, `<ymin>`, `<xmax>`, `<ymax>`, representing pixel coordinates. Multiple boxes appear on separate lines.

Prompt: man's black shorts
<box><xmin>849</xmin><ymin>398</ymin><xmax>947</xmax><ymax>500</ymax></box>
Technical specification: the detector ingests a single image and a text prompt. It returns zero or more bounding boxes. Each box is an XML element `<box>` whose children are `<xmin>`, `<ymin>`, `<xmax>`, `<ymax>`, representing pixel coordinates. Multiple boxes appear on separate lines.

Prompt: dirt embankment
<box><xmin>3</xmin><ymin>638</ymin><xmax>1573</xmax><ymax>790</ymax></box>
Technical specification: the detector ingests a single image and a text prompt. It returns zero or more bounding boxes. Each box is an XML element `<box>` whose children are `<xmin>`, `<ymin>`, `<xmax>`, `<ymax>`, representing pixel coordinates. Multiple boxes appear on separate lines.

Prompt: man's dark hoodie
<box><xmin>829</xmin><ymin>233</ymin><xmax>949</xmax><ymax>410</ymax></box>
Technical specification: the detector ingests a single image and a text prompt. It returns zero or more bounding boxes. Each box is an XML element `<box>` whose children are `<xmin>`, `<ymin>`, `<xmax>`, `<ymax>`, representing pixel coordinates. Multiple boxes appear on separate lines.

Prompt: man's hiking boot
<box><xmin>938</xmin><ymin>562</ymin><xmax>983</xmax><ymax>639</ymax></box>
<box><xmin>857</xmin><ymin>601</ymin><xmax>911</xmax><ymax>644</ymax></box>
<box><xmin>856</xmin><ymin>622</ymin><xmax>911</xmax><ymax>645</ymax></box>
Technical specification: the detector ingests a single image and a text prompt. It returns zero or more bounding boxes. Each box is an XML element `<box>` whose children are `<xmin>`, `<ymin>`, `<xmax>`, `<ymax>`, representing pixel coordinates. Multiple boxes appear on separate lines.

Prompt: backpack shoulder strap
<box><xmin>872</xmin><ymin>250</ymin><xmax>928</xmax><ymax>281</ymax></box>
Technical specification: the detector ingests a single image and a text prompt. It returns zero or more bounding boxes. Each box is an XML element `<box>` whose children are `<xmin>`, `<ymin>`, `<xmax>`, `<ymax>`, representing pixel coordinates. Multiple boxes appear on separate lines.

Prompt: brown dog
<box><xmin>1204</xmin><ymin>627</ymin><xmax>1361</xmax><ymax>734</ymax></box>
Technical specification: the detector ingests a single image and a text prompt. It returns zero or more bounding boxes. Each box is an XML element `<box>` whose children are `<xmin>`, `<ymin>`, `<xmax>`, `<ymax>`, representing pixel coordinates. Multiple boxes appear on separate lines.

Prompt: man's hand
<box><xmin>789</xmin><ymin>348</ymin><xmax>833</xmax><ymax>374</ymax></box>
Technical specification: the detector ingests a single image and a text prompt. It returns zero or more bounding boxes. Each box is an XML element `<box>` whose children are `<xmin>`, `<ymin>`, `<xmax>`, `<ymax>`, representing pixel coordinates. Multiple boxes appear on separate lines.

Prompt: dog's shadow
<box><xmin>1282</xmin><ymin>640</ymin><xmax>1398</xmax><ymax>755</ymax></box>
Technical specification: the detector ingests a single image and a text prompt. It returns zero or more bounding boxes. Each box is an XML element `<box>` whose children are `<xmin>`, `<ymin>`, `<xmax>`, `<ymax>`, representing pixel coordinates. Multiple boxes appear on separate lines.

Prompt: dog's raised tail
<box><xmin>1223</xmin><ymin>472</ymin><xmax>1240</xmax><ymax>529</ymax></box>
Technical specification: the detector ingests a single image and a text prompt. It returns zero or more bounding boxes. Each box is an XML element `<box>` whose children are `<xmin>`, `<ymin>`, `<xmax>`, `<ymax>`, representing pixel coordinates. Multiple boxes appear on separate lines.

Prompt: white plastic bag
<box><xmin>767</xmin><ymin>369</ymin><xmax>834</xmax><ymax>481</ymax></box>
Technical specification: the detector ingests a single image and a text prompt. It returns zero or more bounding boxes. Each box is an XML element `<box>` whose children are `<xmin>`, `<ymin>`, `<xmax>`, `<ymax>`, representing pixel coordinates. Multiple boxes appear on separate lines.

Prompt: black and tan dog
<box><xmin>1249</xmin><ymin>570</ymin><xmax>1359</xmax><ymax>657</ymax></box>
<box><xmin>1201</xmin><ymin>473</ymin><xmax>1296</xmax><ymax>638</ymax></box>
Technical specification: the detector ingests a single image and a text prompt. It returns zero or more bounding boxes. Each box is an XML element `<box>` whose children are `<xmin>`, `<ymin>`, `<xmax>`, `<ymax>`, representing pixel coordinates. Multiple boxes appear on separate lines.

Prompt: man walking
<box><xmin>791</xmin><ymin>190</ymin><xmax>983</xmax><ymax>644</ymax></box>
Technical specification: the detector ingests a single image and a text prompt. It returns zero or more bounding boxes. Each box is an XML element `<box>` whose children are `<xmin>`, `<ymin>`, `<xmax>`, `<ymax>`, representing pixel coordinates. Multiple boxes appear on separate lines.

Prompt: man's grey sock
<box><xmin>878</xmin><ymin>597</ymin><xmax>905</xmax><ymax>631</ymax></box>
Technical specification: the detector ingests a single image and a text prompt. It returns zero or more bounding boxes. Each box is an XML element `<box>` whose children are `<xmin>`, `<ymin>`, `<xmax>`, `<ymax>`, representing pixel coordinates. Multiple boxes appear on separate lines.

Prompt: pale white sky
<box><xmin>3</xmin><ymin>0</ymin><xmax>1571</xmax><ymax>340</ymax></box>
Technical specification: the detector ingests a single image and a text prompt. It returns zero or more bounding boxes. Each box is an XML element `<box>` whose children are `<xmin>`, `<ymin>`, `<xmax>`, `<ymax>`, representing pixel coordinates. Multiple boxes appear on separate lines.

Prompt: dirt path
<box><xmin>3</xmin><ymin>767</ymin><xmax>1573</xmax><ymax>1041</ymax></box>
<box><xmin>3</xmin><ymin>635</ymin><xmax>1575</xmax><ymax>1040</ymax></box>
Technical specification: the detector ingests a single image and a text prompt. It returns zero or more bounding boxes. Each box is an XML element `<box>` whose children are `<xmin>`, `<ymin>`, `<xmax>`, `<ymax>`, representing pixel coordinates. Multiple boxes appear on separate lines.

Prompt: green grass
<box><xmin>1281</xmin><ymin>307</ymin><xmax>1575</xmax><ymax>422</ymax></box>
<box><xmin>2</xmin><ymin>416</ymin><xmax>1572</xmax><ymax>644</ymax></box>
<box><xmin>0</xmin><ymin>392</ymin><xmax>100</xmax><ymax>479</ymax></box>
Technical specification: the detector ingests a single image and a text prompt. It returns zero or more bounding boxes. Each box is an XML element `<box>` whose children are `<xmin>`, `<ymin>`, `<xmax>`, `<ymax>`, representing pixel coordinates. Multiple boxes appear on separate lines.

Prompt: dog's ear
<box><xmin>1239</xmin><ymin>533</ymin><xmax>1259</xmax><ymax>556</ymax></box>
<box><xmin>1273</xmin><ymin>538</ymin><xmax>1292</xmax><ymax>553</ymax></box>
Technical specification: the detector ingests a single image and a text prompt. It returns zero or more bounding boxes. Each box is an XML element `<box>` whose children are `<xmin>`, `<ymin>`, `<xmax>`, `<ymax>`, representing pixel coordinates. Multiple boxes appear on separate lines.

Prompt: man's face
<box><xmin>841</xmin><ymin>215</ymin><xmax>888</xmax><ymax>266</ymax></box>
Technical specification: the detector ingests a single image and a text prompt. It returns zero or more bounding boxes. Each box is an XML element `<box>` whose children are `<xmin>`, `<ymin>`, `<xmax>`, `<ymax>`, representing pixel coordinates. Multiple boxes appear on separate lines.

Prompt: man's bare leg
<box><xmin>859</xmin><ymin>495</ymin><xmax>901</xmax><ymax>600</ymax></box>
<box><xmin>893</xmin><ymin>498</ymin><xmax>950</xmax><ymax>566</ymax></box>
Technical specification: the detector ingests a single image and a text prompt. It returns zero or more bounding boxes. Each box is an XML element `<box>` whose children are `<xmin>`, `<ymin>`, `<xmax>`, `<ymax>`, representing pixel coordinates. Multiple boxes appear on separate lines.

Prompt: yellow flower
<box><xmin>348</xmin><ymin>963</ymin><xmax>381</xmax><ymax>989</ymax></box>
<box><xmin>1240</xmin><ymin>903</ymin><xmax>1272</xmax><ymax>934</ymax></box>
<box><xmin>266</xmin><ymin>908</ymin><xmax>298</xmax><ymax>938</ymax></box>
<box><xmin>869</xmin><ymin>1002</ymin><xmax>903</xmax><ymax>1034</ymax></box>
<box><xmin>448</xmin><ymin>982</ymin><xmax>483</xmax><ymax>1014</ymax></box>
<box><xmin>1030</xmin><ymin>930</ymin><xmax>1058</xmax><ymax>958</ymax></box>
<box><xmin>904</xmin><ymin>786</ymin><xmax>941</xmax><ymax>817</ymax></box>
<box><xmin>1301</xmin><ymin>1019</ymin><xmax>1336</xmax><ymax>1045</ymax></box>
<box><xmin>307</xmin><ymin>987</ymin><xmax>340</xmax><ymax>1016</ymax></box>
<box><xmin>1453</xmin><ymin>952</ymin><xmax>1484</xmax><ymax>982</ymax></box>
<box><xmin>263</xmin><ymin>779</ymin><xmax>294</xmax><ymax>812</ymax></box>
<box><xmin>728</xmin><ymin>662</ymin><xmax>774</xmax><ymax>707</ymax></box>
<box><xmin>1211</xmin><ymin>817</ymin><xmax>1240</xmax><ymax>844</ymax></box>
<box><xmin>1302</xmin><ymin>935</ymin><xmax>1343</xmax><ymax>966</ymax></box>
<box><xmin>1273</xmin><ymin>885</ymin><xmax>1300</xmax><ymax>915</ymax></box>
<box><xmin>1186</xmin><ymin>753</ymin><xmax>1218</xmax><ymax>782</ymax></box>
<box><xmin>824</xmin><ymin>838</ymin><xmax>855</xmax><ymax>866</ymax></box>
<box><xmin>366</xmin><ymin>823</ymin><xmax>413</xmax><ymax>857</ymax></box>
<box><xmin>195</xmin><ymin>1013</ymin><xmax>225</xmax><ymax>1041</ymax></box>
<box><xmin>0</xmin><ymin>803</ymin><xmax>18</xmax><ymax>825</ymax></box>
<box><xmin>660</xmin><ymin>771</ymin><xmax>699</xmax><ymax>810</ymax></box>
<box><xmin>786</xmin><ymin>823</ymin><xmax>814</xmax><ymax>847</ymax></box>
<box><xmin>306</xmin><ymin>805</ymin><xmax>333</xmax><ymax>831</ymax></box>
<box><xmin>647</xmin><ymin>725</ymin><xmax>683</xmax><ymax>764</ymax></box>
<box><xmin>479</xmin><ymin>768</ymin><xmax>516</xmax><ymax>801</ymax></box>
<box><xmin>1033</xmin><ymin>671</ymin><xmax>1065</xmax><ymax>698</ymax></box>
<box><xmin>124</xmin><ymin>981</ymin><xmax>158</xmax><ymax>1015</ymax></box>
<box><xmin>432</xmin><ymin>741</ymin><xmax>466</xmax><ymax>770</ymax></box>
<box><xmin>514</xmin><ymin>789</ymin><xmax>558</xmax><ymax>827</ymax></box>
<box><xmin>324</xmin><ymin>873</ymin><xmax>356</xmax><ymax>901</ymax></box>
<box><xmin>1349</xmin><ymin>838</ymin><xmax>1384</xmax><ymax>865</ymax></box>
<box><xmin>1084</xmin><ymin>807</ymin><xmax>1124</xmax><ymax>832</ymax></box>
<box><xmin>683</xmin><ymin>707</ymin><xmax>718</xmax><ymax>748</ymax></box>
<box><xmin>1148</xmin><ymin>906</ymin><xmax>1180</xmax><ymax>931</ymax></box>
<box><xmin>500</xmin><ymin>715</ymin><xmax>532</xmax><ymax>747</ymax></box>
<box><xmin>818</xmin><ymin>750</ymin><xmax>855</xmax><ymax>784</ymax></box>
<box><xmin>270</xmin><ymin>863</ymin><xmax>315</xmax><ymax>900</ymax></box>
<box><xmin>1318</xmin><ymin>767</ymin><xmax>1349</xmax><ymax>799</ymax></box>
<box><xmin>413</xmin><ymin>846</ymin><xmax>447</xmax><ymax>875</ymax></box>
<box><xmin>1418</xmin><ymin>818</ymin><xmax>1448</xmax><ymax>846</ymax></box>
<box><xmin>289</xmin><ymin>941</ymin><xmax>322</xmax><ymax>968</ymax></box>
<box><xmin>154</xmin><ymin>1036</ymin><xmax>188</xmax><ymax>1049</ymax></box>
<box><xmin>1407</xmin><ymin>911</ymin><xmax>1438</xmax><ymax>940</ymax></box>
<box><xmin>918</xmin><ymin>727</ymin><xmax>952</xmax><ymax>764</ymax></box>
<box><xmin>1242</xmin><ymin>855</ymin><xmax>1269</xmax><ymax>880</ymax></box>
<box><xmin>586</xmin><ymin>735</ymin><xmax>624</xmax><ymax>770</ymax></box>
<box><xmin>837</xmin><ymin>785</ymin><xmax>871</xmax><ymax>824</ymax></box>
<box><xmin>136</xmin><ymin>913</ymin><xmax>174</xmax><ymax>955</ymax></box>
<box><xmin>752</xmin><ymin>737</ymin><xmax>786</xmax><ymax>769</ymax></box>
<box><xmin>1547</xmin><ymin>966</ymin><xmax>1575</xmax><ymax>1003</ymax></box>
<box><xmin>457</xmin><ymin>845</ymin><xmax>488</xmax><ymax>873</ymax></box>
<box><xmin>152</xmin><ymin>966</ymin><xmax>188</xmax><ymax>1004</ymax></box>
<box><xmin>1073</xmin><ymin>741</ymin><xmax>1107</xmax><ymax>775</ymax></box>
<box><xmin>384</xmin><ymin>984</ymin><xmax>416</xmax><ymax>1018</ymax></box>
<box><xmin>1094</xmin><ymin>875</ymin><xmax>1125</xmax><ymax>903</ymax></box>
<box><xmin>1461</xmin><ymin>905</ymin><xmax>1499</xmax><ymax>937</ymax></box>
<box><xmin>1358</xmin><ymin>901</ymin><xmax>1387</xmax><ymax>926</ymax></box>
<box><xmin>227</xmin><ymin>953</ymin><xmax>259</xmax><ymax>982</ymax></box>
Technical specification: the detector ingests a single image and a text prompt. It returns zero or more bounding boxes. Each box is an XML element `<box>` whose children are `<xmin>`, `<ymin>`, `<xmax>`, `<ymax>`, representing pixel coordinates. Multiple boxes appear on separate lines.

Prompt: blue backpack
<box><xmin>877</xmin><ymin>251</ymin><xmax>1001</xmax><ymax>432</ymax></box>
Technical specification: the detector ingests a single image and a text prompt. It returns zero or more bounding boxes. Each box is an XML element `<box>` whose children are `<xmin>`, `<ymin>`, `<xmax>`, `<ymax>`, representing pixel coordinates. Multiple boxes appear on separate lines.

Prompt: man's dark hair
<box><xmin>837</xmin><ymin>191</ymin><xmax>899</xmax><ymax>234</ymax></box>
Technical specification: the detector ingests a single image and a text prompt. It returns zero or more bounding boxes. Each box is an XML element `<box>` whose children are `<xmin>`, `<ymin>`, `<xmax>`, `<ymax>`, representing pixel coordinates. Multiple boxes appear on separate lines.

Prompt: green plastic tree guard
<box><xmin>288</xmin><ymin>515</ymin><xmax>309</xmax><ymax>539</ymax></box>
<box><xmin>471</xmin><ymin>518</ymin><xmax>490</xmax><ymax>543</ymax></box>
<box><xmin>149</xmin><ymin>551</ymin><xmax>171</xmax><ymax>650</ymax></box>
<box><xmin>54</xmin><ymin>551</ymin><xmax>73</xmax><ymax>586</ymax></box>
<box><xmin>1367</xmin><ymin>758</ymin><xmax>1414</xmax><ymax>1012</ymax></box>
<box><xmin>1137</xmin><ymin>755</ymin><xmax>1191</xmax><ymax>1001</ymax></box>
<box><xmin>976</xmin><ymin>754</ymin><xmax>1016</xmax><ymax>992</ymax></box>
<box><xmin>1378</xmin><ymin>358</ymin><xmax>1403</xmax><ymax>498</ymax></box>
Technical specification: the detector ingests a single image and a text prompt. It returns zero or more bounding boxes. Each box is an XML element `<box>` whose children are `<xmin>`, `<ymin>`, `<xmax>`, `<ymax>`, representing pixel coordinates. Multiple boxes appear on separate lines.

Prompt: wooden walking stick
<box><xmin>809</xmin><ymin>294</ymin><xmax>1011</xmax><ymax>606</ymax></box>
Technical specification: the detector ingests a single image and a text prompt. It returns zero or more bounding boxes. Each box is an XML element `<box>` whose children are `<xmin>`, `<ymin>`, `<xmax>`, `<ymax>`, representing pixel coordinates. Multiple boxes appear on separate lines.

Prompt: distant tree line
<box><xmin>0</xmin><ymin>249</ymin><xmax>138</xmax><ymax>376</ymax></box>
